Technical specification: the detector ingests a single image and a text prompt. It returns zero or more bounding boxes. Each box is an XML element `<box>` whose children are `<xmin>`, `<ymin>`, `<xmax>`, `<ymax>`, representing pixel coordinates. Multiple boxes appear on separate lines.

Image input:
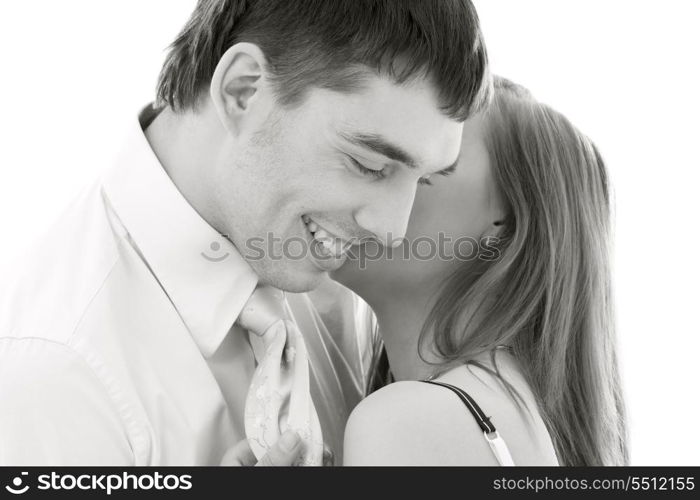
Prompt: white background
<box><xmin>0</xmin><ymin>1</ymin><xmax>698</xmax><ymax>465</ymax></box>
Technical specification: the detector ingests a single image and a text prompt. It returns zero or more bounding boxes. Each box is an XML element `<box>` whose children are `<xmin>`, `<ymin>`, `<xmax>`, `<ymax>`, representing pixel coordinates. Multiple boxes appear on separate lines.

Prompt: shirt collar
<box><xmin>101</xmin><ymin>103</ymin><xmax>258</xmax><ymax>358</ymax></box>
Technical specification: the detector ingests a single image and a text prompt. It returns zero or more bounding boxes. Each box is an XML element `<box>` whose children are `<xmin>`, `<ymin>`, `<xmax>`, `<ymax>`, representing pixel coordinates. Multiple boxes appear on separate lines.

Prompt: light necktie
<box><xmin>237</xmin><ymin>285</ymin><xmax>324</xmax><ymax>466</ymax></box>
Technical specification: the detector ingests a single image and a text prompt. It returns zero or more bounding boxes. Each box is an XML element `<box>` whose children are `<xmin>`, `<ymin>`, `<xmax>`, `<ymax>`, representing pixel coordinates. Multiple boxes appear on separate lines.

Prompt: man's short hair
<box><xmin>156</xmin><ymin>0</ymin><xmax>491</xmax><ymax>121</ymax></box>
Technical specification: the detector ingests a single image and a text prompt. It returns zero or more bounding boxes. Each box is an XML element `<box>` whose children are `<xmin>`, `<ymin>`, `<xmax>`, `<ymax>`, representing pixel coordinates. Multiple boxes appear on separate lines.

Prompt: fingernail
<box><xmin>279</xmin><ymin>430</ymin><xmax>300</xmax><ymax>452</ymax></box>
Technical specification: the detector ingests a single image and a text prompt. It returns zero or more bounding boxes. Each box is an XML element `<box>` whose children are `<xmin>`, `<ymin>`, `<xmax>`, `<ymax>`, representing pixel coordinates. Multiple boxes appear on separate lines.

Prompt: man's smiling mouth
<box><xmin>302</xmin><ymin>215</ymin><xmax>353</xmax><ymax>259</ymax></box>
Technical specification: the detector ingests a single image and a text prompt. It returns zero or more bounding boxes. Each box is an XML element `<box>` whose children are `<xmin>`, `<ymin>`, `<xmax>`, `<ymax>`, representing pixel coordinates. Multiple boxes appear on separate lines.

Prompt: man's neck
<box><xmin>143</xmin><ymin>104</ymin><xmax>229</xmax><ymax>235</ymax></box>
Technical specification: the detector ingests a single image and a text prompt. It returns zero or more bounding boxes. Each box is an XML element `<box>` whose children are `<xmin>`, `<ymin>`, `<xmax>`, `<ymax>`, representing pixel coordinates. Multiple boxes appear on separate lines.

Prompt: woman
<box><xmin>332</xmin><ymin>76</ymin><xmax>629</xmax><ymax>466</ymax></box>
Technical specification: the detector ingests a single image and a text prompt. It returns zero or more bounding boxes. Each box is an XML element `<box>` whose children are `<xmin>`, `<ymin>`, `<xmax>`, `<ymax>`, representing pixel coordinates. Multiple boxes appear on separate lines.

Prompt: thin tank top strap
<box><xmin>422</xmin><ymin>380</ymin><xmax>516</xmax><ymax>466</ymax></box>
<box><xmin>423</xmin><ymin>380</ymin><xmax>496</xmax><ymax>433</ymax></box>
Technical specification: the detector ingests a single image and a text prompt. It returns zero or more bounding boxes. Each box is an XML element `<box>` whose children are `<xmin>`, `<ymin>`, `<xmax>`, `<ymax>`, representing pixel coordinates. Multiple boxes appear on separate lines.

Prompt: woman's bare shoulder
<box><xmin>343</xmin><ymin>380</ymin><xmax>507</xmax><ymax>465</ymax></box>
<box><xmin>435</xmin><ymin>350</ymin><xmax>560</xmax><ymax>465</ymax></box>
<box><xmin>343</xmin><ymin>351</ymin><xmax>560</xmax><ymax>465</ymax></box>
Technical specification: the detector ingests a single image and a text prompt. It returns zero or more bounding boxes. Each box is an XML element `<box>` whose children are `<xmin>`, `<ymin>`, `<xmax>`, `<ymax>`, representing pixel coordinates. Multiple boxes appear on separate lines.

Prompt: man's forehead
<box><xmin>308</xmin><ymin>77</ymin><xmax>464</xmax><ymax>169</ymax></box>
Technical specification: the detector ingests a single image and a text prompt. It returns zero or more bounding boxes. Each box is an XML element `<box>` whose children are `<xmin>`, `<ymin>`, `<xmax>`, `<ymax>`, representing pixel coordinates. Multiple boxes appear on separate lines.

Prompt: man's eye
<box><xmin>418</xmin><ymin>176</ymin><xmax>434</xmax><ymax>186</ymax></box>
<box><xmin>348</xmin><ymin>156</ymin><xmax>386</xmax><ymax>179</ymax></box>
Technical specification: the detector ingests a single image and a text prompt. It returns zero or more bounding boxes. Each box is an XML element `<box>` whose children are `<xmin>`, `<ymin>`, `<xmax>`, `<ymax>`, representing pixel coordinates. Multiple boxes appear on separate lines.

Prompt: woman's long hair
<box><xmin>367</xmin><ymin>76</ymin><xmax>629</xmax><ymax>466</ymax></box>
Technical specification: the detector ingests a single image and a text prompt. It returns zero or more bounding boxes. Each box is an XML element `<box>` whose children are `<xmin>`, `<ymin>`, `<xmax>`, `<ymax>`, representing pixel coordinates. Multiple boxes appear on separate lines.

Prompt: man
<box><xmin>0</xmin><ymin>0</ymin><xmax>490</xmax><ymax>465</ymax></box>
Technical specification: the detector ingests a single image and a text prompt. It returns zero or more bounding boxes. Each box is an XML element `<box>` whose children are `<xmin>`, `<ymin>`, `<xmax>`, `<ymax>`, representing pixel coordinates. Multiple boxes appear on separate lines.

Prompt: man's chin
<box><xmin>253</xmin><ymin>262</ymin><xmax>329</xmax><ymax>293</ymax></box>
<box><xmin>280</xmin><ymin>272</ymin><xmax>329</xmax><ymax>293</ymax></box>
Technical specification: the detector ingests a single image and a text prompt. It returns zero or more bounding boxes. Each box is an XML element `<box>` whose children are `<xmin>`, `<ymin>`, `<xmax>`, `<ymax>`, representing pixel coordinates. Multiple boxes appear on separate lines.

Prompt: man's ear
<box><xmin>210</xmin><ymin>42</ymin><xmax>271</xmax><ymax>136</ymax></box>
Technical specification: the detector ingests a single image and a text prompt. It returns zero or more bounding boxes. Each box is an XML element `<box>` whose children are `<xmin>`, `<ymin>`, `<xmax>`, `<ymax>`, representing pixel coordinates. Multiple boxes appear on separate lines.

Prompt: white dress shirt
<box><xmin>0</xmin><ymin>104</ymin><xmax>371</xmax><ymax>465</ymax></box>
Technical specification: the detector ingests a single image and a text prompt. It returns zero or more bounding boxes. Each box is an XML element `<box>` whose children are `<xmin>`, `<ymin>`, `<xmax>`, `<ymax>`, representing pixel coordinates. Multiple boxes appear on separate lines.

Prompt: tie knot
<box><xmin>237</xmin><ymin>285</ymin><xmax>287</xmax><ymax>335</ymax></box>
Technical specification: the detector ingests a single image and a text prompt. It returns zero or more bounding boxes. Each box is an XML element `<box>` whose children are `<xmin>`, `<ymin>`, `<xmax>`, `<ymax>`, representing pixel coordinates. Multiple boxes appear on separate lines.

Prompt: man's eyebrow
<box><xmin>339</xmin><ymin>131</ymin><xmax>420</xmax><ymax>169</ymax></box>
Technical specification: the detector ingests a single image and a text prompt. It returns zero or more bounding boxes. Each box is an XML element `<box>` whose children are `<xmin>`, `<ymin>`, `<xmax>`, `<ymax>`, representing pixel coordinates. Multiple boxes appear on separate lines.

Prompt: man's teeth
<box><xmin>304</xmin><ymin>218</ymin><xmax>347</xmax><ymax>257</ymax></box>
<box><xmin>314</xmin><ymin>228</ymin><xmax>330</xmax><ymax>240</ymax></box>
<box><xmin>317</xmin><ymin>236</ymin><xmax>347</xmax><ymax>257</ymax></box>
<box><xmin>315</xmin><ymin>231</ymin><xmax>336</xmax><ymax>253</ymax></box>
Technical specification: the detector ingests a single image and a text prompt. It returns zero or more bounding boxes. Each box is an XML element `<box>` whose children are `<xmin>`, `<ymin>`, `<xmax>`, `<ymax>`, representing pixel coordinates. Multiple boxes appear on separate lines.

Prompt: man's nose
<box><xmin>355</xmin><ymin>181</ymin><xmax>417</xmax><ymax>248</ymax></box>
